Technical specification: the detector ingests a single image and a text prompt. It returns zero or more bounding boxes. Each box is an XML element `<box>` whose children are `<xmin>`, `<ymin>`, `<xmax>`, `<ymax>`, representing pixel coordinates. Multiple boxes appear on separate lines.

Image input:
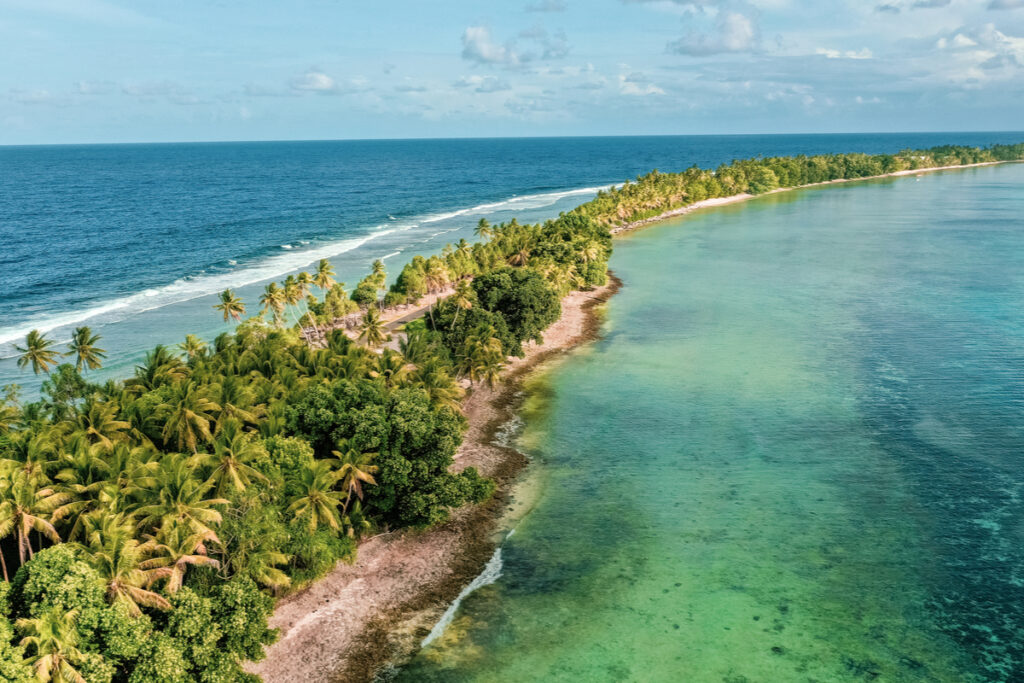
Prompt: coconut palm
<box><xmin>75</xmin><ymin>399</ymin><xmax>130</xmax><ymax>450</ymax></box>
<box><xmin>157</xmin><ymin>381</ymin><xmax>220</xmax><ymax>453</ymax></box>
<box><xmin>65</xmin><ymin>327</ymin><xmax>106</xmax><ymax>372</ymax></box>
<box><xmin>259</xmin><ymin>283</ymin><xmax>286</xmax><ymax>327</ymax></box>
<box><xmin>313</xmin><ymin>259</ymin><xmax>337</xmax><ymax>293</ymax></box>
<box><xmin>451</xmin><ymin>279</ymin><xmax>475</xmax><ymax>325</ymax></box>
<box><xmin>179</xmin><ymin>334</ymin><xmax>208</xmax><ymax>361</ymax></box>
<box><xmin>15</xmin><ymin>330</ymin><xmax>61</xmax><ymax>375</ymax></box>
<box><xmin>141</xmin><ymin>523</ymin><xmax>220</xmax><ymax>594</ymax></box>
<box><xmin>194</xmin><ymin>419</ymin><xmax>267</xmax><ymax>497</ymax></box>
<box><xmin>0</xmin><ymin>398</ymin><xmax>20</xmax><ymax>436</ymax></box>
<box><xmin>474</xmin><ymin>218</ymin><xmax>492</xmax><ymax>240</ymax></box>
<box><xmin>78</xmin><ymin>512</ymin><xmax>171</xmax><ymax>615</ymax></box>
<box><xmin>410</xmin><ymin>360</ymin><xmax>464</xmax><ymax>412</ymax></box>
<box><xmin>232</xmin><ymin>546</ymin><xmax>291</xmax><ymax>592</ymax></box>
<box><xmin>0</xmin><ymin>472</ymin><xmax>67</xmax><ymax>571</ymax></box>
<box><xmin>424</xmin><ymin>258</ymin><xmax>450</xmax><ymax>294</ymax></box>
<box><xmin>16</xmin><ymin>608</ymin><xmax>87</xmax><ymax>683</ymax></box>
<box><xmin>458</xmin><ymin>326</ymin><xmax>505</xmax><ymax>387</ymax></box>
<box><xmin>129</xmin><ymin>345</ymin><xmax>187</xmax><ymax>392</ymax></box>
<box><xmin>134</xmin><ymin>453</ymin><xmax>228</xmax><ymax>543</ymax></box>
<box><xmin>287</xmin><ymin>460</ymin><xmax>345</xmax><ymax>532</ymax></box>
<box><xmin>358</xmin><ymin>308</ymin><xmax>386</xmax><ymax>348</ymax></box>
<box><xmin>331</xmin><ymin>441</ymin><xmax>379</xmax><ymax>512</ymax></box>
<box><xmin>214</xmin><ymin>289</ymin><xmax>246</xmax><ymax>323</ymax></box>
<box><xmin>369</xmin><ymin>349</ymin><xmax>413</xmax><ymax>390</ymax></box>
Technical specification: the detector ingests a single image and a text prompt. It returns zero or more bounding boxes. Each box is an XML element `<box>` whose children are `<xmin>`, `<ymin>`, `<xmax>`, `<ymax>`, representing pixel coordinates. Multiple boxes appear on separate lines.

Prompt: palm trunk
<box><xmin>0</xmin><ymin>544</ymin><xmax>8</xmax><ymax>582</ymax></box>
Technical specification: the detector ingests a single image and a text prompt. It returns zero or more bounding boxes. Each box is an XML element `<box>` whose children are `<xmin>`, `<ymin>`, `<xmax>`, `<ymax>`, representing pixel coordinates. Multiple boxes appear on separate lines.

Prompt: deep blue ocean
<box><xmin>2</xmin><ymin>132</ymin><xmax>1022</xmax><ymax>394</ymax></box>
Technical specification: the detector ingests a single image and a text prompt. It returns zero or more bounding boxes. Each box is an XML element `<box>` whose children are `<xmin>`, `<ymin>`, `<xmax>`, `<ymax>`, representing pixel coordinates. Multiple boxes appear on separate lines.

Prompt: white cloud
<box><xmin>816</xmin><ymin>47</ymin><xmax>873</xmax><ymax>59</ymax></box>
<box><xmin>618</xmin><ymin>72</ymin><xmax>666</xmax><ymax>95</ymax></box>
<box><xmin>289</xmin><ymin>70</ymin><xmax>338</xmax><ymax>92</ymax></box>
<box><xmin>668</xmin><ymin>11</ymin><xmax>758</xmax><ymax>56</ymax></box>
<box><xmin>455</xmin><ymin>75</ymin><xmax>513</xmax><ymax>92</ymax></box>
<box><xmin>462</xmin><ymin>26</ymin><xmax>519</xmax><ymax>66</ymax></box>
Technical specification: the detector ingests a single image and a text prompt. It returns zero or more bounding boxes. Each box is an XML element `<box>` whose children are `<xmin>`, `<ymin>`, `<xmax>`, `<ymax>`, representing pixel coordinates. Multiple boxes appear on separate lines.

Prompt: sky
<box><xmin>1</xmin><ymin>0</ymin><xmax>1023</xmax><ymax>144</ymax></box>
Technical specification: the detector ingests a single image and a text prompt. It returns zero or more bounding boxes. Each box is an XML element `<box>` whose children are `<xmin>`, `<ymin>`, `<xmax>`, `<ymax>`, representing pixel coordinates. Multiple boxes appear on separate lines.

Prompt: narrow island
<box><xmin>0</xmin><ymin>142</ymin><xmax>1021</xmax><ymax>683</ymax></box>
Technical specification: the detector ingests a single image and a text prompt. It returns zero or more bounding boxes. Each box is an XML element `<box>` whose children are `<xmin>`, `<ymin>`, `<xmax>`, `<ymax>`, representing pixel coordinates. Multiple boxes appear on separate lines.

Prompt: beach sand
<box><xmin>609</xmin><ymin>161</ymin><xmax>1005</xmax><ymax>235</ymax></box>
<box><xmin>249</xmin><ymin>159</ymin><xmax>1009</xmax><ymax>683</ymax></box>
<box><xmin>247</xmin><ymin>278</ymin><xmax>619</xmax><ymax>683</ymax></box>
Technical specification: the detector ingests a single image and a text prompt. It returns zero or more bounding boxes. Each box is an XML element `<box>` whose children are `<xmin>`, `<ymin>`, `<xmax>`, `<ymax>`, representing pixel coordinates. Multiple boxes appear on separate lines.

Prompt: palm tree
<box><xmin>358</xmin><ymin>308</ymin><xmax>386</xmax><ymax>348</ymax></box>
<box><xmin>411</xmin><ymin>360</ymin><xmax>464</xmax><ymax>412</ymax></box>
<box><xmin>331</xmin><ymin>441</ymin><xmax>379</xmax><ymax>513</ymax></box>
<box><xmin>234</xmin><ymin>547</ymin><xmax>291</xmax><ymax>592</ymax></box>
<box><xmin>214</xmin><ymin>289</ymin><xmax>246</xmax><ymax>323</ymax></box>
<box><xmin>15</xmin><ymin>330</ymin><xmax>61</xmax><ymax>375</ymax></box>
<box><xmin>474</xmin><ymin>218</ymin><xmax>492</xmax><ymax>240</ymax></box>
<box><xmin>65</xmin><ymin>327</ymin><xmax>105</xmax><ymax>372</ymax></box>
<box><xmin>282</xmin><ymin>275</ymin><xmax>302</xmax><ymax>326</ymax></box>
<box><xmin>129</xmin><ymin>345</ymin><xmax>187</xmax><ymax>392</ymax></box>
<box><xmin>287</xmin><ymin>460</ymin><xmax>345</xmax><ymax>532</ymax></box>
<box><xmin>259</xmin><ymin>283</ymin><xmax>286</xmax><ymax>327</ymax></box>
<box><xmin>458</xmin><ymin>326</ymin><xmax>505</xmax><ymax>388</ymax></box>
<box><xmin>16</xmin><ymin>608</ymin><xmax>88</xmax><ymax>683</ymax></box>
<box><xmin>141</xmin><ymin>523</ymin><xmax>220</xmax><ymax>595</ymax></box>
<box><xmin>194</xmin><ymin>419</ymin><xmax>267</xmax><ymax>497</ymax></box>
<box><xmin>0</xmin><ymin>472</ymin><xmax>67</xmax><ymax>571</ymax></box>
<box><xmin>134</xmin><ymin>453</ymin><xmax>228</xmax><ymax>543</ymax></box>
<box><xmin>369</xmin><ymin>350</ymin><xmax>413</xmax><ymax>390</ymax></box>
<box><xmin>313</xmin><ymin>259</ymin><xmax>337</xmax><ymax>293</ymax></box>
<box><xmin>78</xmin><ymin>512</ymin><xmax>171</xmax><ymax>615</ymax></box>
<box><xmin>424</xmin><ymin>258</ymin><xmax>450</xmax><ymax>294</ymax></box>
<box><xmin>179</xmin><ymin>334</ymin><xmax>208</xmax><ymax>361</ymax></box>
<box><xmin>451</xmin><ymin>279</ymin><xmax>475</xmax><ymax>325</ymax></box>
<box><xmin>157</xmin><ymin>381</ymin><xmax>220</xmax><ymax>453</ymax></box>
<box><xmin>75</xmin><ymin>399</ymin><xmax>130</xmax><ymax>450</ymax></box>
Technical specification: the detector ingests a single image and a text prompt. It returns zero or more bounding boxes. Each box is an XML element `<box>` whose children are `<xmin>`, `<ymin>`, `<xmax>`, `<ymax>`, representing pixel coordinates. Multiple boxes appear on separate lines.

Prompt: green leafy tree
<box><xmin>16</xmin><ymin>331</ymin><xmax>61</xmax><ymax>375</ymax></box>
<box><xmin>66</xmin><ymin>328</ymin><xmax>106</xmax><ymax>373</ymax></box>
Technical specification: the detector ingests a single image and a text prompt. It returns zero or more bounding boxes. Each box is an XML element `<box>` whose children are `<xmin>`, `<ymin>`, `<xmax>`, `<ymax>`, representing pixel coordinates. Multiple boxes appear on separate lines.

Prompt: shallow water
<box><xmin>398</xmin><ymin>165</ymin><xmax>1024</xmax><ymax>682</ymax></box>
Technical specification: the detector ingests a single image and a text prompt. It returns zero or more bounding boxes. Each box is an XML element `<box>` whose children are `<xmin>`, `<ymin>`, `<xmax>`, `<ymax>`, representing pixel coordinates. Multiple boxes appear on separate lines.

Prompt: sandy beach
<box><xmin>609</xmin><ymin>161</ymin><xmax>1006</xmax><ymax>235</ymax></box>
<box><xmin>248</xmin><ymin>158</ymin><xmax>1012</xmax><ymax>683</ymax></box>
<box><xmin>247</xmin><ymin>278</ymin><xmax>619</xmax><ymax>682</ymax></box>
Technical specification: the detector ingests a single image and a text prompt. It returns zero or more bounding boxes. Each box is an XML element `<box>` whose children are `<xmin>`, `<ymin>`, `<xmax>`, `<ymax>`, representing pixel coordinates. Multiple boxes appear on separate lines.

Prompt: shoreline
<box><xmin>247</xmin><ymin>276</ymin><xmax>621</xmax><ymax>683</ymax></box>
<box><xmin>609</xmin><ymin>160</ymin><xmax>1007</xmax><ymax>236</ymax></box>
<box><xmin>249</xmin><ymin>158</ymin><xmax>1016</xmax><ymax>682</ymax></box>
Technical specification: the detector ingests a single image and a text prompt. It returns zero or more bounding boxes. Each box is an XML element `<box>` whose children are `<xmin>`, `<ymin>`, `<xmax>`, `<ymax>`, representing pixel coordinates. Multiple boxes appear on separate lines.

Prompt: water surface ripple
<box><xmin>398</xmin><ymin>165</ymin><xmax>1024</xmax><ymax>682</ymax></box>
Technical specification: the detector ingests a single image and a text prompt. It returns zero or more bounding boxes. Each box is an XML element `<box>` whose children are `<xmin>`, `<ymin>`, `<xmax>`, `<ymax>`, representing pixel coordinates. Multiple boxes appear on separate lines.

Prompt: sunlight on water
<box><xmin>398</xmin><ymin>165</ymin><xmax>1024</xmax><ymax>682</ymax></box>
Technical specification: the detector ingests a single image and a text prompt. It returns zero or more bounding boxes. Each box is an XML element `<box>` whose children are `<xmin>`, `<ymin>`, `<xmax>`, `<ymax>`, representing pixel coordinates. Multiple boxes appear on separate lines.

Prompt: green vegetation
<box><xmin>572</xmin><ymin>143</ymin><xmax>1024</xmax><ymax>229</ymax></box>
<box><xmin>1</xmin><ymin>142</ymin><xmax>1017</xmax><ymax>680</ymax></box>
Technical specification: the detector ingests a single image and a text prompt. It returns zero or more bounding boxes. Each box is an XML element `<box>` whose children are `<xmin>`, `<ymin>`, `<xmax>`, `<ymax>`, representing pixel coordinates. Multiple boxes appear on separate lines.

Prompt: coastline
<box><xmin>248</xmin><ymin>157</ymin><xmax>1017</xmax><ymax>683</ymax></box>
<box><xmin>247</xmin><ymin>276</ymin><xmax>620</xmax><ymax>683</ymax></box>
<box><xmin>608</xmin><ymin>160</ymin><xmax>1007</xmax><ymax>236</ymax></box>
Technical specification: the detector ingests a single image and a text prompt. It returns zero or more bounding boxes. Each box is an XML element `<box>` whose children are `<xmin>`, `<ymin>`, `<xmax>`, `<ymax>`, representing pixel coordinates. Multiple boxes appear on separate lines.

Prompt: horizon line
<box><xmin>3</xmin><ymin>129</ymin><xmax>1024</xmax><ymax>149</ymax></box>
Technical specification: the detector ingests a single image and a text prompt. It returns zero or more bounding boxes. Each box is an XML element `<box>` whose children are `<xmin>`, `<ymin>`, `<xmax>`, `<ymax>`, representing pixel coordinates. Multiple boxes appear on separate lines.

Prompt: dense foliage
<box><xmin>0</xmin><ymin>200</ymin><xmax>610</xmax><ymax>680</ymax></box>
<box><xmin>571</xmin><ymin>143</ymin><xmax>1024</xmax><ymax>228</ymax></box>
<box><xmin>2</xmin><ymin>142</ymin><xmax>1015</xmax><ymax>680</ymax></box>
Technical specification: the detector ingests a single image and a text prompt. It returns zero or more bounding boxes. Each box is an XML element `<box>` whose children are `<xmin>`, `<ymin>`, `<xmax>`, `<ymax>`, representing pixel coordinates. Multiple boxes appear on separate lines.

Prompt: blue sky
<box><xmin>2</xmin><ymin>0</ymin><xmax>1023</xmax><ymax>144</ymax></box>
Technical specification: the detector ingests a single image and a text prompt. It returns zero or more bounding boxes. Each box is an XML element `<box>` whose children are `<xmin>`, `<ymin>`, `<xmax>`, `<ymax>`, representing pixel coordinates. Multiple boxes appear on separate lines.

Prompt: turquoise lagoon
<box><xmin>398</xmin><ymin>165</ymin><xmax>1024</xmax><ymax>682</ymax></box>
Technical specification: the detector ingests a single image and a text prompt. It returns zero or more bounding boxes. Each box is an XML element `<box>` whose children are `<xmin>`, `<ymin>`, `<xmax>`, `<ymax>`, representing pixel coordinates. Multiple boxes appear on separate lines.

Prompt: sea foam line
<box><xmin>420</xmin><ymin>544</ymin><xmax>505</xmax><ymax>649</ymax></box>
<box><xmin>0</xmin><ymin>184</ymin><xmax>609</xmax><ymax>349</ymax></box>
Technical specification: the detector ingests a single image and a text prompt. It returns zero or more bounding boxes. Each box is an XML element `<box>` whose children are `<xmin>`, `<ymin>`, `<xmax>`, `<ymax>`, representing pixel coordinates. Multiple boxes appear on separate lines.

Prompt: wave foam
<box><xmin>0</xmin><ymin>184</ymin><xmax>608</xmax><ymax>349</ymax></box>
<box><xmin>420</xmin><ymin>185</ymin><xmax>610</xmax><ymax>225</ymax></box>
<box><xmin>421</xmin><ymin>545</ymin><xmax>504</xmax><ymax>649</ymax></box>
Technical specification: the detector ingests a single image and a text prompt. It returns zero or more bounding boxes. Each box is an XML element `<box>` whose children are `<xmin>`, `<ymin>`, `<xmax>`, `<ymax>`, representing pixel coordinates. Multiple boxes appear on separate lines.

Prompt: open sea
<box><xmin>4</xmin><ymin>135</ymin><xmax>1024</xmax><ymax>681</ymax></box>
<box><xmin>397</xmin><ymin>162</ymin><xmax>1024</xmax><ymax>681</ymax></box>
<box><xmin>2</xmin><ymin>132</ymin><xmax>1022</xmax><ymax>395</ymax></box>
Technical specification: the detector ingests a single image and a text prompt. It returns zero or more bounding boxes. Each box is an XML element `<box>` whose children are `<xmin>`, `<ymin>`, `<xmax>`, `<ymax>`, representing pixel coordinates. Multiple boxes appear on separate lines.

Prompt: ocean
<box><xmin>397</xmin><ymin>163</ymin><xmax>1024</xmax><ymax>681</ymax></box>
<box><xmin>2</xmin><ymin>132</ymin><xmax>1022</xmax><ymax>394</ymax></box>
